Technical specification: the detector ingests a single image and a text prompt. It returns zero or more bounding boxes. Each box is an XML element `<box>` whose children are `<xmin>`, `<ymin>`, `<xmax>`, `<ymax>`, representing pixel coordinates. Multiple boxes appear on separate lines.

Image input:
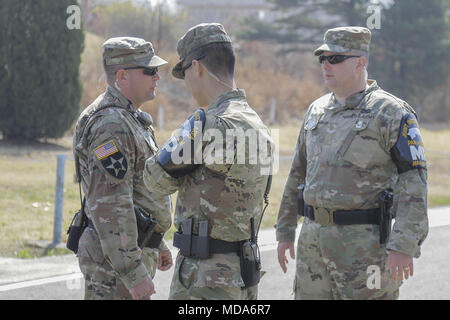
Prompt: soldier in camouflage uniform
<box><xmin>143</xmin><ymin>23</ymin><xmax>273</xmax><ymax>300</ymax></box>
<box><xmin>276</xmin><ymin>27</ymin><xmax>428</xmax><ymax>299</ymax></box>
<box><xmin>73</xmin><ymin>37</ymin><xmax>173</xmax><ymax>300</ymax></box>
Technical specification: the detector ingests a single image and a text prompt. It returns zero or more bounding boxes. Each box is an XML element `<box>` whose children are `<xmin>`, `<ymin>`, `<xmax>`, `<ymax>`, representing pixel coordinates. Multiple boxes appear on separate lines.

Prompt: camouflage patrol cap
<box><xmin>102</xmin><ymin>37</ymin><xmax>167</xmax><ymax>68</ymax></box>
<box><xmin>314</xmin><ymin>26</ymin><xmax>371</xmax><ymax>56</ymax></box>
<box><xmin>172</xmin><ymin>23</ymin><xmax>232</xmax><ymax>79</ymax></box>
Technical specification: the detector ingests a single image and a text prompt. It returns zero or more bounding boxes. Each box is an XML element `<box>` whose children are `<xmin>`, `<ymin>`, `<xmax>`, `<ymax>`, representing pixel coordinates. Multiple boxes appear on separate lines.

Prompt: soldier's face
<box><xmin>128</xmin><ymin>67</ymin><xmax>160</xmax><ymax>104</ymax></box>
<box><xmin>320</xmin><ymin>51</ymin><xmax>360</xmax><ymax>92</ymax></box>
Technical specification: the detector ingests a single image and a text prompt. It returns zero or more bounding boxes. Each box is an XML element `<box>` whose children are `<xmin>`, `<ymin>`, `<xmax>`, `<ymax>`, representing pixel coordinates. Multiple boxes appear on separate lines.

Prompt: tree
<box><xmin>238</xmin><ymin>0</ymin><xmax>372</xmax><ymax>53</ymax></box>
<box><xmin>0</xmin><ymin>0</ymin><xmax>84</xmax><ymax>142</ymax></box>
<box><xmin>370</xmin><ymin>0</ymin><xmax>449</xmax><ymax>118</ymax></box>
<box><xmin>238</xmin><ymin>0</ymin><xmax>450</xmax><ymax>121</ymax></box>
<box><xmin>87</xmin><ymin>0</ymin><xmax>185</xmax><ymax>52</ymax></box>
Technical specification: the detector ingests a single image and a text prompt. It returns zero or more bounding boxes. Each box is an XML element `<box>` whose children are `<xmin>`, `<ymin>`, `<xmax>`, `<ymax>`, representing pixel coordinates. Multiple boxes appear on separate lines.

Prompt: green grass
<box><xmin>0</xmin><ymin>126</ymin><xmax>449</xmax><ymax>258</ymax></box>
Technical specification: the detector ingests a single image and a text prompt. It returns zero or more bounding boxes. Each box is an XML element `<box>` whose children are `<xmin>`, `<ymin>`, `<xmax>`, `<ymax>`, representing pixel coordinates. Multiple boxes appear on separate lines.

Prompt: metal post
<box><xmin>158</xmin><ymin>104</ymin><xmax>164</xmax><ymax>130</ymax></box>
<box><xmin>53</xmin><ymin>154</ymin><xmax>66</xmax><ymax>246</ymax></box>
<box><xmin>269</xmin><ymin>98</ymin><xmax>276</xmax><ymax>125</ymax></box>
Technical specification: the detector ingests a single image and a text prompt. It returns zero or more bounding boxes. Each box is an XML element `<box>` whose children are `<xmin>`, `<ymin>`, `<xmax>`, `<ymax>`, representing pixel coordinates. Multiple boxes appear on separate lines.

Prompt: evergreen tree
<box><xmin>239</xmin><ymin>0</ymin><xmax>449</xmax><ymax>120</ymax></box>
<box><xmin>370</xmin><ymin>0</ymin><xmax>449</xmax><ymax>117</ymax></box>
<box><xmin>0</xmin><ymin>0</ymin><xmax>84</xmax><ymax>141</ymax></box>
<box><xmin>238</xmin><ymin>0</ymin><xmax>371</xmax><ymax>53</ymax></box>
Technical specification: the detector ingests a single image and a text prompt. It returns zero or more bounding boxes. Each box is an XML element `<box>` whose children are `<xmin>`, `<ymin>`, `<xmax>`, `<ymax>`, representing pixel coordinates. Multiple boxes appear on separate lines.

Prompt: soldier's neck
<box><xmin>334</xmin><ymin>80</ymin><xmax>367</xmax><ymax>105</ymax></box>
<box><xmin>118</xmin><ymin>90</ymin><xmax>141</xmax><ymax>110</ymax></box>
<box><xmin>197</xmin><ymin>80</ymin><xmax>235</xmax><ymax>108</ymax></box>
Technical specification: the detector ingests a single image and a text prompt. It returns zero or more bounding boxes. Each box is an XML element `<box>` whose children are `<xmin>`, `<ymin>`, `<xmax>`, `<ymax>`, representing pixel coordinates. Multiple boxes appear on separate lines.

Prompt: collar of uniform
<box><xmin>208</xmin><ymin>89</ymin><xmax>246</xmax><ymax>112</ymax></box>
<box><xmin>328</xmin><ymin>79</ymin><xmax>379</xmax><ymax>110</ymax></box>
<box><xmin>106</xmin><ymin>85</ymin><xmax>136</xmax><ymax>112</ymax></box>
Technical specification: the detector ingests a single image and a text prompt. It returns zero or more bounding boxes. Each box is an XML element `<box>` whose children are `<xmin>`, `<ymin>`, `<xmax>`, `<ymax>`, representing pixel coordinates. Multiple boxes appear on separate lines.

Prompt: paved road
<box><xmin>1</xmin><ymin>207</ymin><xmax>449</xmax><ymax>300</ymax></box>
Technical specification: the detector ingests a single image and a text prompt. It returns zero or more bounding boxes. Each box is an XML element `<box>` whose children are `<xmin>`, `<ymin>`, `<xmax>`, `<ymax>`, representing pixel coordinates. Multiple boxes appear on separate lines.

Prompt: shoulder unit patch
<box><xmin>94</xmin><ymin>140</ymin><xmax>128</xmax><ymax>179</ymax></box>
<box><xmin>391</xmin><ymin>113</ymin><xmax>426</xmax><ymax>173</ymax></box>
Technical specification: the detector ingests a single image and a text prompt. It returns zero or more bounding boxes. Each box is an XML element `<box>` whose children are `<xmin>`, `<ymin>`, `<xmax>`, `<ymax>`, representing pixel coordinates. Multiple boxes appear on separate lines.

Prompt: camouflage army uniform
<box><xmin>143</xmin><ymin>23</ymin><xmax>272</xmax><ymax>300</ymax></box>
<box><xmin>73</xmin><ymin>38</ymin><xmax>171</xmax><ymax>300</ymax></box>
<box><xmin>144</xmin><ymin>88</ymin><xmax>272</xmax><ymax>300</ymax></box>
<box><xmin>276</xmin><ymin>27</ymin><xmax>428</xmax><ymax>300</ymax></box>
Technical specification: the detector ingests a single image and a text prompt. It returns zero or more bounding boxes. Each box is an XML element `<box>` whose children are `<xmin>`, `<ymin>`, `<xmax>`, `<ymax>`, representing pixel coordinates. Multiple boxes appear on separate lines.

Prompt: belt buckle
<box><xmin>314</xmin><ymin>207</ymin><xmax>333</xmax><ymax>227</ymax></box>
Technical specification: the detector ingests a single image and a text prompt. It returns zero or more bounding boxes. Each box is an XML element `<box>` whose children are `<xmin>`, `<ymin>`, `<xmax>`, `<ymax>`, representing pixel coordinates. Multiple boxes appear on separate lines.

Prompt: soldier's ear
<box><xmin>192</xmin><ymin>60</ymin><xmax>203</xmax><ymax>77</ymax></box>
<box><xmin>116</xmin><ymin>69</ymin><xmax>127</xmax><ymax>81</ymax></box>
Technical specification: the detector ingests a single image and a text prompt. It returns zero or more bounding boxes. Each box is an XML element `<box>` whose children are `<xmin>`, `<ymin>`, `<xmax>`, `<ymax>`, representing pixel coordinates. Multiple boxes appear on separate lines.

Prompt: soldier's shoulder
<box><xmin>92</xmin><ymin>107</ymin><xmax>132</xmax><ymax>134</ymax></box>
<box><xmin>205</xmin><ymin>99</ymin><xmax>237</xmax><ymax>129</ymax></box>
<box><xmin>79</xmin><ymin>105</ymin><xmax>132</xmax><ymax>144</ymax></box>
<box><xmin>204</xmin><ymin>111</ymin><xmax>231</xmax><ymax>133</ymax></box>
<box><xmin>370</xmin><ymin>88</ymin><xmax>417</xmax><ymax>119</ymax></box>
<box><xmin>212</xmin><ymin>99</ymin><xmax>269</xmax><ymax>133</ymax></box>
<box><xmin>310</xmin><ymin>93</ymin><xmax>333</xmax><ymax>112</ymax></box>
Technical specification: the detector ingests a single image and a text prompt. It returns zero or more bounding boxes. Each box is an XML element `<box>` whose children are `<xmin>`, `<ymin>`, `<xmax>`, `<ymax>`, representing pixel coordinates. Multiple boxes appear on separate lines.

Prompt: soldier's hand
<box><xmin>386</xmin><ymin>250</ymin><xmax>413</xmax><ymax>282</ymax></box>
<box><xmin>129</xmin><ymin>276</ymin><xmax>155</xmax><ymax>300</ymax></box>
<box><xmin>158</xmin><ymin>249</ymin><xmax>173</xmax><ymax>271</ymax></box>
<box><xmin>277</xmin><ymin>242</ymin><xmax>295</xmax><ymax>273</ymax></box>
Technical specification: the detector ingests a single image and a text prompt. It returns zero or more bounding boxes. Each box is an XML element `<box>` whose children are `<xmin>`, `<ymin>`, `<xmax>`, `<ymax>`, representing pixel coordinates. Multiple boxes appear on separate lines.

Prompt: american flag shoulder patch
<box><xmin>94</xmin><ymin>140</ymin><xmax>119</xmax><ymax>160</ymax></box>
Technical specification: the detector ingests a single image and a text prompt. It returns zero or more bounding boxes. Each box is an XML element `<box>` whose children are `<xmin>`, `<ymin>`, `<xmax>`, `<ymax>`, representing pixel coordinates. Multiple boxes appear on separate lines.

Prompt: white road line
<box><xmin>0</xmin><ymin>273</ymin><xmax>83</xmax><ymax>292</ymax></box>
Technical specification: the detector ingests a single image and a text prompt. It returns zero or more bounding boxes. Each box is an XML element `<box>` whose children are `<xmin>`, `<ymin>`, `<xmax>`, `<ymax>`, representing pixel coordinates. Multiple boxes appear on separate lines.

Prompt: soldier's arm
<box><xmin>86</xmin><ymin>115</ymin><xmax>149</xmax><ymax>290</ymax></box>
<box><xmin>142</xmin><ymin>191</ymin><xmax>172</xmax><ymax>235</ymax></box>
<box><xmin>276</xmin><ymin>123</ymin><xmax>307</xmax><ymax>243</ymax></box>
<box><xmin>142</xmin><ymin>110</ymin><xmax>208</xmax><ymax>196</ymax></box>
<box><xmin>143</xmin><ymin>155</ymin><xmax>181</xmax><ymax>196</ymax></box>
<box><xmin>378</xmin><ymin>104</ymin><xmax>428</xmax><ymax>258</ymax></box>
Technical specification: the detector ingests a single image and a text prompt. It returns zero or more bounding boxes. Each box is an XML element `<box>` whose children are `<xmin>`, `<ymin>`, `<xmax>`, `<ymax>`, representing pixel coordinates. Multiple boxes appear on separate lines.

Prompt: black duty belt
<box><xmin>301</xmin><ymin>205</ymin><xmax>381</xmax><ymax>227</ymax></box>
<box><xmin>87</xmin><ymin>219</ymin><xmax>163</xmax><ymax>249</ymax></box>
<box><xmin>173</xmin><ymin>231</ymin><xmax>241</xmax><ymax>259</ymax></box>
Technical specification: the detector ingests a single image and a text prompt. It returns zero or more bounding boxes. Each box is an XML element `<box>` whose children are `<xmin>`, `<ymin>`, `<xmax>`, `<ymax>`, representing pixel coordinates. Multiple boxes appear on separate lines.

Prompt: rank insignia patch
<box><xmin>305</xmin><ymin>118</ymin><xmax>318</xmax><ymax>130</ymax></box>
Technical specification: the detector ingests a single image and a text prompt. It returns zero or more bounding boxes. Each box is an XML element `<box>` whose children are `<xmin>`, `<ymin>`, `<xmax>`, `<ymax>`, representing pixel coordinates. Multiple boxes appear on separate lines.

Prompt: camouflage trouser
<box><xmin>294</xmin><ymin>218</ymin><xmax>400</xmax><ymax>300</ymax></box>
<box><xmin>77</xmin><ymin>228</ymin><xmax>158</xmax><ymax>300</ymax></box>
<box><xmin>169</xmin><ymin>253</ymin><xmax>258</xmax><ymax>300</ymax></box>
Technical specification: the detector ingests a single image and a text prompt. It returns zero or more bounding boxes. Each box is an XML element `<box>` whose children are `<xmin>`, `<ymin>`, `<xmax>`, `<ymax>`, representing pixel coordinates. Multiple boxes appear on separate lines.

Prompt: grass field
<box><xmin>0</xmin><ymin>125</ymin><xmax>449</xmax><ymax>258</ymax></box>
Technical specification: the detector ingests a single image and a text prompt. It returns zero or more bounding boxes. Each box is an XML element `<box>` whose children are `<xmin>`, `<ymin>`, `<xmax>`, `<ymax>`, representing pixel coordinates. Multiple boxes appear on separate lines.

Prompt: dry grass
<box><xmin>1</xmin><ymin>126</ymin><xmax>448</xmax><ymax>258</ymax></box>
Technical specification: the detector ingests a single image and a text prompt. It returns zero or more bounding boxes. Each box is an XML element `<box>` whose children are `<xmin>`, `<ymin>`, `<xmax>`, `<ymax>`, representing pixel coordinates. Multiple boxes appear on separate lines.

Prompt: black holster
<box><xmin>378</xmin><ymin>190</ymin><xmax>394</xmax><ymax>245</ymax></box>
<box><xmin>174</xmin><ymin>219</ymin><xmax>210</xmax><ymax>259</ymax></box>
<box><xmin>239</xmin><ymin>239</ymin><xmax>261</xmax><ymax>288</ymax></box>
<box><xmin>173</xmin><ymin>218</ymin><xmax>261</xmax><ymax>287</ymax></box>
<box><xmin>66</xmin><ymin>198</ymin><xmax>87</xmax><ymax>254</ymax></box>
<box><xmin>239</xmin><ymin>217</ymin><xmax>261</xmax><ymax>288</ymax></box>
<box><xmin>297</xmin><ymin>184</ymin><xmax>305</xmax><ymax>216</ymax></box>
<box><xmin>134</xmin><ymin>206</ymin><xmax>162</xmax><ymax>249</ymax></box>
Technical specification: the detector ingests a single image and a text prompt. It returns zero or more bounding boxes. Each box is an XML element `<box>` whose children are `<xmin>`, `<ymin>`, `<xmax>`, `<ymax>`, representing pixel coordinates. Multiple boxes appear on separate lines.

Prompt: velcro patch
<box><xmin>94</xmin><ymin>140</ymin><xmax>118</xmax><ymax>160</ymax></box>
<box><xmin>391</xmin><ymin>113</ymin><xmax>426</xmax><ymax>173</ymax></box>
<box><xmin>100</xmin><ymin>151</ymin><xmax>128</xmax><ymax>179</ymax></box>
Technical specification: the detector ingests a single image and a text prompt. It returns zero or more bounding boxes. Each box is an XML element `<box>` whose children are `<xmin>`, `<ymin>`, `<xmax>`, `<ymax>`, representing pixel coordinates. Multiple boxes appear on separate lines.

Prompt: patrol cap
<box><xmin>103</xmin><ymin>37</ymin><xmax>167</xmax><ymax>68</ymax></box>
<box><xmin>172</xmin><ymin>23</ymin><xmax>232</xmax><ymax>79</ymax></box>
<box><xmin>314</xmin><ymin>26</ymin><xmax>371</xmax><ymax>56</ymax></box>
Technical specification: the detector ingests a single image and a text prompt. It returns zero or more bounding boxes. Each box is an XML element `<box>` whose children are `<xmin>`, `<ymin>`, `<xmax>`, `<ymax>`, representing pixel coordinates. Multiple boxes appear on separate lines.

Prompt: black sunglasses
<box><xmin>181</xmin><ymin>54</ymin><xmax>206</xmax><ymax>77</ymax></box>
<box><xmin>117</xmin><ymin>66</ymin><xmax>158</xmax><ymax>76</ymax></box>
<box><xmin>319</xmin><ymin>55</ymin><xmax>360</xmax><ymax>64</ymax></box>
